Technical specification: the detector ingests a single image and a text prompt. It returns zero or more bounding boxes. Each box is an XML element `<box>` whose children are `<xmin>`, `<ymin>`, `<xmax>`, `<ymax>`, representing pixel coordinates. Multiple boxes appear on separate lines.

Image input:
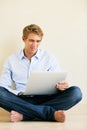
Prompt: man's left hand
<box><xmin>56</xmin><ymin>81</ymin><xmax>69</xmax><ymax>91</ymax></box>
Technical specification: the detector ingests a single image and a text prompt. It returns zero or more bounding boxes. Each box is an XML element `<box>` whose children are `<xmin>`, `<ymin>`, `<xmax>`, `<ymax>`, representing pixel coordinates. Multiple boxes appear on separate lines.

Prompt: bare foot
<box><xmin>10</xmin><ymin>110</ymin><xmax>23</xmax><ymax>122</ymax></box>
<box><xmin>54</xmin><ymin>110</ymin><xmax>65</xmax><ymax>122</ymax></box>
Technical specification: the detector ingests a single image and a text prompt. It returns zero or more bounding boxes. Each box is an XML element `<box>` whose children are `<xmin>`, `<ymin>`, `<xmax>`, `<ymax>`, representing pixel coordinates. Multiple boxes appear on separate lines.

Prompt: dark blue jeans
<box><xmin>0</xmin><ymin>86</ymin><xmax>82</xmax><ymax>121</ymax></box>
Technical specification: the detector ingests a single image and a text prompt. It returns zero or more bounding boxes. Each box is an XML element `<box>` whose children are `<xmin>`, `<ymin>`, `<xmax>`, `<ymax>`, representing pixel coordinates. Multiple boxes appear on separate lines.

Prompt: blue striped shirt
<box><xmin>0</xmin><ymin>49</ymin><xmax>61</xmax><ymax>95</ymax></box>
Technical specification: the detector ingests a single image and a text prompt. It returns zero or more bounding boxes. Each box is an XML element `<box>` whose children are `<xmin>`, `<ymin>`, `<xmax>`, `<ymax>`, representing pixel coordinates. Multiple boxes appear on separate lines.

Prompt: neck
<box><xmin>23</xmin><ymin>49</ymin><xmax>37</xmax><ymax>61</ymax></box>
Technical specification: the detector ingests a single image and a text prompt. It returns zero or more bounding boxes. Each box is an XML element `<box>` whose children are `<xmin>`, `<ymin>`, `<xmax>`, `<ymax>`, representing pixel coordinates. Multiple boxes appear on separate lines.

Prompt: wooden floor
<box><xmin>0</xmin><ymin>103</ymin><xmax>87</xmax><ymax>130</ymax></box>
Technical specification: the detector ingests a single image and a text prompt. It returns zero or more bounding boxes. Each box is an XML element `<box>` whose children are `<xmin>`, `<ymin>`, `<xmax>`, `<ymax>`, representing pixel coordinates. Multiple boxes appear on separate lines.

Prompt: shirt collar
<box><xmin>19</xmin><ymin>49</ymin><xmax>41</xmax><ymax>60</ymax></box>
<box><xmin>19</xmin><ymin>49</ymin><xmax>25</xmax><ymax>60</ymax></box>
<box><xmin>34</xmin><ymin>49</ymin><xmax>41</xmax><ymax>60</ymax></box>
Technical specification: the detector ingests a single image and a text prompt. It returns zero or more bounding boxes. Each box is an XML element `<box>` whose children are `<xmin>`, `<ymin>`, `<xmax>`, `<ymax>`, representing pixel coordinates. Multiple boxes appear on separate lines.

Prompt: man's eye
<box><xmin>37</xmin><ymin>40</ymin><xmax>41</xmax><ymax>43</ymax></box>
<box><xmin>29</xmin><ymin>39</ymin><xmax>34</xmax><ymax>42</ymax></box>
<box><xmin>29</xmin><ymin>39</ymin><xmax>41</xmax><ymax>43</ymax></box>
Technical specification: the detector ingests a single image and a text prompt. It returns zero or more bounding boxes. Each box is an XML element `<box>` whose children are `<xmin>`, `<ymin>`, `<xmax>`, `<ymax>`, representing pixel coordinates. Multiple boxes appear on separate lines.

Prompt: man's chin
<box><xmin>31</xmin><ymin>50</ymin><xmax>37</xmax><ymax>55</ymax></box>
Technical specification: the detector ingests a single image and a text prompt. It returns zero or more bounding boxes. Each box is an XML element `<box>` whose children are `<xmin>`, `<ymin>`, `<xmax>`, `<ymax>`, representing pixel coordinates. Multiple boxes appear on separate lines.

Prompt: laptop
<box><xmin>23</xmin><ymin>71</ymin><xmax>67</xmax><ymax>95</ymax></box>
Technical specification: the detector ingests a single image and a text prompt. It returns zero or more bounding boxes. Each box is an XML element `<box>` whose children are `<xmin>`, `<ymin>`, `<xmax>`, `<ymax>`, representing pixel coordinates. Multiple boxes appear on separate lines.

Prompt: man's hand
<box><xmin>56</xmin><ymin>81</ymin><xmax>69</xmax><ymax>91</ymax></box>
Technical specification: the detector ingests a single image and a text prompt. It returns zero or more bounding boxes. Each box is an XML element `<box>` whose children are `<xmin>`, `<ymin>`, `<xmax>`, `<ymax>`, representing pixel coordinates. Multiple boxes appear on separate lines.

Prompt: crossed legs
<box><xmin>0</xmin><ymin>86</ymin><xmax>82</xmax><ymax>122</ymax></box>
<box><xmin>10</xmin><ymin>110</ymin><xmax>65</xmax><ymax>122</ymax></box>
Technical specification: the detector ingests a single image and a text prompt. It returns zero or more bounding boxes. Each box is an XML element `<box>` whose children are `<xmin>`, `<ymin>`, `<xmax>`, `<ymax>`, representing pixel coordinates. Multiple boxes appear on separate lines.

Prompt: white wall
<box><xmin>0</xmin><ymin>0</ymin><xmax>87</xmax><ymax>103</ymax></box>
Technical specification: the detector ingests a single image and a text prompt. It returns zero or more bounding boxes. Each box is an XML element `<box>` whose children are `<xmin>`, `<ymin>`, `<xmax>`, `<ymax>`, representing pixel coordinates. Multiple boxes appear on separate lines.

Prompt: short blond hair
<box><xmin>23</xmin><ymin>24</ymin><xmax>44</xmax><ymax>39</ymax></box>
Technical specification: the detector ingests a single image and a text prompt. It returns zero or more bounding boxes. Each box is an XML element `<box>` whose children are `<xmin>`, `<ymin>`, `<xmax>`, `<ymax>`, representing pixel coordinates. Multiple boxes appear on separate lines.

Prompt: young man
<box><xmin>0</xmin><ymin>24</ymin><xmax>82</xmax><ymax>122</ymax></box>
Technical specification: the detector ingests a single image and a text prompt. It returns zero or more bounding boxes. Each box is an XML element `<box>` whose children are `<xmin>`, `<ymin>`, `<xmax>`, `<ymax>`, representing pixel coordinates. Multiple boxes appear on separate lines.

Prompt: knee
<box><xmin>69</xmin><ymin>86</ymin><xmax>82</xmax><ymax>103</ymax></box>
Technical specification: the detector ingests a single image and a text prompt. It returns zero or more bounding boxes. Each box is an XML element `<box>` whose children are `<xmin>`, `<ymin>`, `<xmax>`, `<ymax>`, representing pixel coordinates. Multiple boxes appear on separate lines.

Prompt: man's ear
<box><xmin>22</xmin><ymin>36</ymin><xmax>25</xmax><ymax>41</ymax></box>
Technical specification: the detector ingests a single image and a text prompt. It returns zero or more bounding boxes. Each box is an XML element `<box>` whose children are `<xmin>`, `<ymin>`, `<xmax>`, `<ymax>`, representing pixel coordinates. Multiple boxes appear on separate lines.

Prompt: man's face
<box><xmin>23</xmin><ymin>33</ymin><xmax>42</xmax><ymax>56</ymax></box>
